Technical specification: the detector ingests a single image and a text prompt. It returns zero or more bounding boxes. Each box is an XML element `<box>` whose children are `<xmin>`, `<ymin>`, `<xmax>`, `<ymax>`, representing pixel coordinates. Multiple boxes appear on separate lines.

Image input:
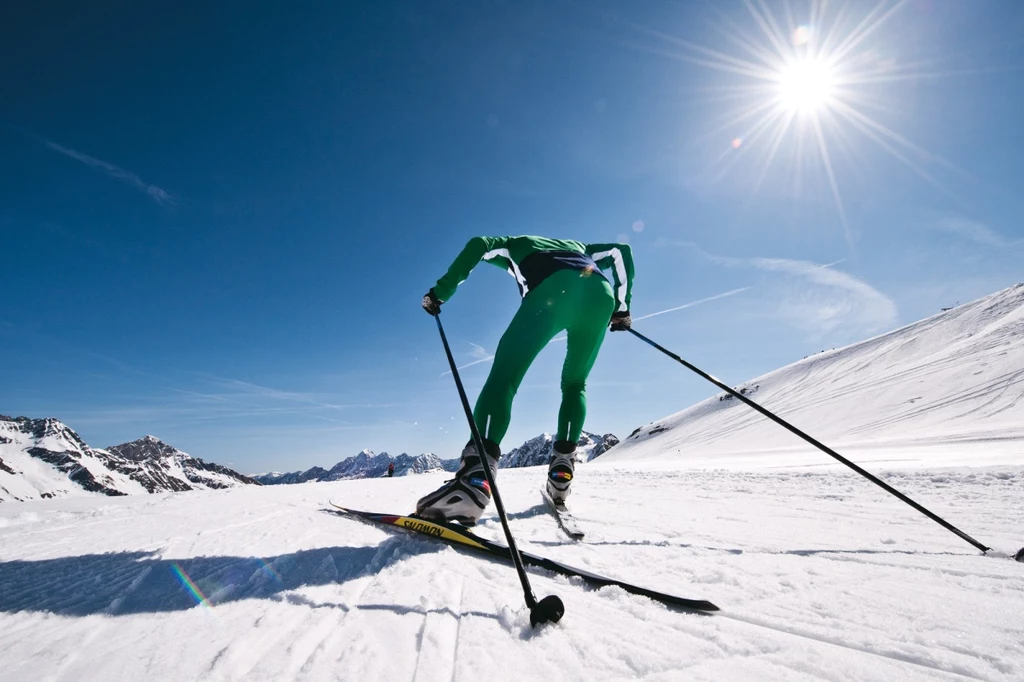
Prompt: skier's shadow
<box><xmin>0</xmin><ymin>536</ymin><xmax>441</xmax><ymax>618</ymax></box>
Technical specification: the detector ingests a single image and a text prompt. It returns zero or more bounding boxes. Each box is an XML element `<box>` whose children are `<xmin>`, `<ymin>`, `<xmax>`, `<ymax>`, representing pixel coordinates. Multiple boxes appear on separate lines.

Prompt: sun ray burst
<box><xmin>618</xmin><ymin>0</ymin><xmax>962</xmax><ymax>254</ymax></box>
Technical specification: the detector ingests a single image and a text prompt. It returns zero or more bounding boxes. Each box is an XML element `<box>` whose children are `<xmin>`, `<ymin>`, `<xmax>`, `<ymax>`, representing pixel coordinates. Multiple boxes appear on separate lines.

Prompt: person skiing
<box><xmin>387</xmin><ymin>461</ymin><xmax>395</xmax><ymax>478</ymax></box>
<box><xmin>417</xmin><ymin>235</ymin><xmax>634</xmax><ymax>525</ymax></box>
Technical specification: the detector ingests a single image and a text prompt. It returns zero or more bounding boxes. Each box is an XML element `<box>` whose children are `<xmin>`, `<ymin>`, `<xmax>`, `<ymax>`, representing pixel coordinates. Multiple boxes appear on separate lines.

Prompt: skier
<box><xmin>417</xmin><ymin>235</ymin><xmax>634</xmax><ymax>525</ymax></box>
<box><xmin>388</xmin><ymin>461</ymin><xmax>395</xmax><ymax>478</ymax></box>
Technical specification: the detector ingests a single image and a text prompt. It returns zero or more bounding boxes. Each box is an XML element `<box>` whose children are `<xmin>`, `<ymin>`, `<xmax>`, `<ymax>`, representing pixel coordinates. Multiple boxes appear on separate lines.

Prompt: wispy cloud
<box><xmin>59</xmin><ymin>375</ymin><xmax>395</xmax><ymax>437</ymax></box>
<box><xmin>932</xmin><ymin>218</ymin><xmax>1019</xmax><ymax>248</ymax></box>
<box><xmin>466</xmin><ymin>342</ymin><xmax>491</xmax><ymax>360</ymax></box>
<box><xmin>750</xmin><ymin>259</ymin><xmax>895</xmax><ymax>336</ymax></box>
<box><xmin>44</xmin><ymin>140</ymin><xmax>177</xmax><ymax>206</ymax></box>
<box><xmin>681</xmin><ymin>242</ymin><xmax>898</xmax><ymax>337</ymax></box>
<box><xmin>181</xmin><ymin>374</ymin><xmax>394</xmax><ymax>416</ymax></box>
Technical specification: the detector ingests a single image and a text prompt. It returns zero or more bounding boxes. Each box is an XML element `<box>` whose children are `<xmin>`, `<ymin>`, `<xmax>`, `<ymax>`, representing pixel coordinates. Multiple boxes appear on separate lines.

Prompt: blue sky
<box><xmin>2</xmin><ymin>0</ymin><xmax>1023</xmax><ymax>474</ymax></box>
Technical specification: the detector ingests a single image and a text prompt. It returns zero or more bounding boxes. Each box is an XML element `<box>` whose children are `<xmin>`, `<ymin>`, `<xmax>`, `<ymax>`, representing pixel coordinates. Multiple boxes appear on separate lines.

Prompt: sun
<box><xmin>624</xmin><ymin>0</ymin><xmax>951</xmax><ymax>255</ymax></box>
<box><xmin>777</xmin><ymin>58</ymin><xmax>835</xmax><ymax>114</ymax></box>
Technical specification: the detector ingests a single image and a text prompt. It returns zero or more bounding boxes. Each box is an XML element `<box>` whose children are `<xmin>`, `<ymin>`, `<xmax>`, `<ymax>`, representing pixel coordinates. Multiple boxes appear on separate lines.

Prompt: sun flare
<box><xmin>626</xmin><ymin>0</ymin><xmax>949</xmax><ymax>254</ymax></box>
<box><xmin>777</xmin><ymin>58</ymin><xmax>835</xmax><ymax>114</ymax></box>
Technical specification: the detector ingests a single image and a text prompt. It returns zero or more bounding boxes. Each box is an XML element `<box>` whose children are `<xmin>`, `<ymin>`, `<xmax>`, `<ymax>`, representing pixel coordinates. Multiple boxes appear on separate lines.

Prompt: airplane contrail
<box><xmin>634</xmin><ymin>287</ymin><xmax>751</xmax><ymax>321</ymax></box>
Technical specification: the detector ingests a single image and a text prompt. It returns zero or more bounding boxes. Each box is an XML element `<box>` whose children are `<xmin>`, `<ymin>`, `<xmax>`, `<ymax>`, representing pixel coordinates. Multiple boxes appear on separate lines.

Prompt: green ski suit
<box><xmin>432</xmin><ymin>236</ymin><xmax>635</xmax><ymax>447</ymax></box>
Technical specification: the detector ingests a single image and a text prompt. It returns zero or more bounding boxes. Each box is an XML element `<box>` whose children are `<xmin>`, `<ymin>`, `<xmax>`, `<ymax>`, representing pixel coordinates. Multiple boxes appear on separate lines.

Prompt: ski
<box><xmin>541</xmin><ymin>488</ymin><xmax>585</xmax><ymax>540</ymax></box>
<box><xmin>327</xmin><ymin>502</ymin><xmax>719</xmax><ymax>613</ymax></box>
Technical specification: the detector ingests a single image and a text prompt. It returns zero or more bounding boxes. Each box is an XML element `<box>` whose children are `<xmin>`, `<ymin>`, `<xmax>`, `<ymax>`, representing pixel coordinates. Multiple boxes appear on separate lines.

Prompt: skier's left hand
<box><xmin>422</xmin><ymin>289</ymin><xmax>442</xmax><ymax>316</ymax></box>
<box><xmin>609</xmin><ymin>311</ymin><xmax>631</xmax><ymax>332</ymax></box>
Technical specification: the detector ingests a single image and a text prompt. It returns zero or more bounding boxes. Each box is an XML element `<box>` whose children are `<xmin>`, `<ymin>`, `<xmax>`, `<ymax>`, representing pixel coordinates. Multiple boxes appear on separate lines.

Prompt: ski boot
<box><xmin>416</xmin><ymin>439</ymin><xmax>500</xmax><ymax>526</ymax></box>
<box><xmin>546</xmin><ymin>439</ymin><xmax>577</xmax><ymax>504</ymax></box>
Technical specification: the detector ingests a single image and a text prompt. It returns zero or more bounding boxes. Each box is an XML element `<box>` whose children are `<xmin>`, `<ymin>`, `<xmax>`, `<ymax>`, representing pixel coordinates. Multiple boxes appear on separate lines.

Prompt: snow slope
<box><xmin>608</xmin><ymin>283</ymin><xmax>1024</xmax><ymax>470</ymax></box>
<box><xmin>1</xmin><ymin>464</ymin><xmax>1021</xmax><ymax>681</ymax></box>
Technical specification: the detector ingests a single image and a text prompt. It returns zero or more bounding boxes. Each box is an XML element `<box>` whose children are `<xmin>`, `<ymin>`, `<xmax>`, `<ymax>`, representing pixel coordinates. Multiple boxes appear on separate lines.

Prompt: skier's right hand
<box><xmin>422</xmin><ymin>289</ymin><xmax>442</xmax><ymax>316</ymax></box>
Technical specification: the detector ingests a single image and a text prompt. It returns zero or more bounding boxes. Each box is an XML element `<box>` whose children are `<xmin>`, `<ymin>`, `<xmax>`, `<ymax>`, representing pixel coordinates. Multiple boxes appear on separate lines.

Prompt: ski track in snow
<box><xmin>1</xmin><ymin>463</ymin><xmax>1022</xmax><ymax>682</ymax></box>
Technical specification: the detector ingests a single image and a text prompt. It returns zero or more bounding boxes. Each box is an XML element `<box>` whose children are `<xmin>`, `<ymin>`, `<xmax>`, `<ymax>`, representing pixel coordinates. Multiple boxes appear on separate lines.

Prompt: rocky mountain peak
<box><xmin>106</xmin><ymin>435</ymin><xmax>180</xmax><ymax>462</ymax></box>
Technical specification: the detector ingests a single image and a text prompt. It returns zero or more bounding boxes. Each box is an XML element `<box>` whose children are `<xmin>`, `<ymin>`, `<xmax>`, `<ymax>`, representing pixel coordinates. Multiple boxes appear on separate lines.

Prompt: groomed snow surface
<box><xmin>2</xmin><ymin>457</ymin><xmax>1022</xmax><ymax>681</ymax></box>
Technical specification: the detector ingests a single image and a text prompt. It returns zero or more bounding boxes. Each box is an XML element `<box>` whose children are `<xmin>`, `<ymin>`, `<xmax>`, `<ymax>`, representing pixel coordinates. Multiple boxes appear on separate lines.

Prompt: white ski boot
<box><xmin>416</xmin><ymin>440</ymin><xmax>500</xmax><ymax>526</ymax></box>
<box><xmin>546</xmin><ymin>440</ymin><xmax>577</xmax><ymax>504</ymax></box>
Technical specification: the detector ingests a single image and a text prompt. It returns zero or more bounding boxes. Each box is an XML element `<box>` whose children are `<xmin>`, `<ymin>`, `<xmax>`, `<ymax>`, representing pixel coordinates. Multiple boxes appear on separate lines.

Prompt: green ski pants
<box><xmin>472</xmin><ymin>267</ymin><xmax>617</xmax><ymax>447</ymax></box>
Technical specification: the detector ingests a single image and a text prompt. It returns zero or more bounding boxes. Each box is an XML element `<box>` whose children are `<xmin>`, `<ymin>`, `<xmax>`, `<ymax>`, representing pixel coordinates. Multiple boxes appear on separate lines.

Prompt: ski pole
<box><xmin>628</xmin><ymin>328</ymin><xmax>992</xmax><ymax>554</ymax></box>
<box><xmin>434</xmin><ymin>314</ymin><xmax>564</xmax><ymax>625</ymax></box>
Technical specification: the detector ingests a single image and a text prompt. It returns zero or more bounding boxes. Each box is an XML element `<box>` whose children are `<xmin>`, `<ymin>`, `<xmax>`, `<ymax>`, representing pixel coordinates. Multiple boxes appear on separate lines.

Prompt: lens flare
<box><xmin>171</xmin><ymin>563</ymin><xmax>215</xmax><ymax>610</ymax></box>
<box><xmin>255</xmin><ymin>557</ymin><xmax>284</xmax><ymax>583</ymax></box>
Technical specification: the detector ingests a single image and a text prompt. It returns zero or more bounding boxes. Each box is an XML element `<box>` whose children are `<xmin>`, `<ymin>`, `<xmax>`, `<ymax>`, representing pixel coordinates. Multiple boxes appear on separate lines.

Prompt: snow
<box><xmin>1</xmin><ymin>285</ymin><xmax>1023</xmax><ymax>680</ymax></box>
<box><xmin>0</xmin><ymin>463</ymin><xmax>1021</xmax><ymax>681</ymax></box>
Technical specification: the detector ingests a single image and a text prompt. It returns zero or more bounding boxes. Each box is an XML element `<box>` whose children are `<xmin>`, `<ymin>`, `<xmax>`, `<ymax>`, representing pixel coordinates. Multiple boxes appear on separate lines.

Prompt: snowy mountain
<box><xmin>324</xmin><ymin>450</ymin><xmax>458</xmax><ymax>481</ymax></box>
<box><xmin>252</xmin><ymin>467</ymin><xmax>329</xmax><ymax>486</ymax></box>
<box><xmin>0</xmin><ymin>417</ymin><xmax>258</xmax><ymax>503</ymax></box>
<box><xmin>606</xmin><ymin>283</ymin><xmax>1024</xmax><ymax>469</ymax></box>
<box><xmin>255</xmin><ymin>450</ymin><xmax>457</xmax><ymax>485</ymax></box>
<box><xmin>105</xmin><ymin>435</ymin><xmax>260</xmax><ymax>491</ymax></box>
<box><xmin>255</xmin><ymin>431</ymin><xmax>619</xmax><ymax>486</ymax></box>
<box><xmin>498</xmin><ymin>431</ymin><xmax>619</xmax><ymax>468</ymax></box>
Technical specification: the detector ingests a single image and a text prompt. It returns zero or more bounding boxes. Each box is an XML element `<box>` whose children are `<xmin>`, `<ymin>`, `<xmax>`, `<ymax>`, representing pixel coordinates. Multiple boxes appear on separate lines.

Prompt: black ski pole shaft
<box><xmin>628</xmin><ymin>328</ymin><xmax>992</xmax><ymax>553</ymax></box>
<box><xmin>434</xmin><ymin>314</ymin><xmax>563</xmax><ymax>624</ymax></box>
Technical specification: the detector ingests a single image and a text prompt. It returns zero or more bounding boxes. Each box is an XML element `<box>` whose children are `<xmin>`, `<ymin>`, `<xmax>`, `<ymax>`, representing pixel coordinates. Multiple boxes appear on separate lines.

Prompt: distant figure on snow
<box><xmin>387</xmin><ymin>461</ymin><xmax>395</xmax><ymax>478</ymax></box>
<box><xmin>418</xmin><ymin>236</ymin><xmax>634</xmax><ymax>525</ymax></box>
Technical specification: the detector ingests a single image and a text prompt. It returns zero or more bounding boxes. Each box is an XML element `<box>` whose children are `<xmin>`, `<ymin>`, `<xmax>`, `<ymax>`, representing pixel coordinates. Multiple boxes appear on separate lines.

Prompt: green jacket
<box><xmin>433</xmin><ymin>235</ymin><xmax>634</xmax><ymax>313</ymax></box>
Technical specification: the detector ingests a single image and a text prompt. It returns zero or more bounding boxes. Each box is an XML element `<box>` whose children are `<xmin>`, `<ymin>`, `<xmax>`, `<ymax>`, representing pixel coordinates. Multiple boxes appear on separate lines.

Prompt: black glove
<box><xmin>421</xmin><ymin>289</ymin><xmax>442</xmax><ymax>316</ymax></box>
<box><xmin>609</xmin><ymin>311</ymin><xmax>631</xmax><ymax>332</ymax></box>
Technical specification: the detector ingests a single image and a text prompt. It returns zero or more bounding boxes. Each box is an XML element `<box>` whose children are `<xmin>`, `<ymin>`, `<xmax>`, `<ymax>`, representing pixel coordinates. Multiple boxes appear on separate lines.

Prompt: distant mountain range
<box><xmin>0</xmin><ymin>414</ymin><xmax>619</xmax><ymax>501</ymax></box>
<box><xmin>498</xmin><ymin>431</ymin><xmax>619</xmax><ymax>468</ymax></box>
<box><xmin>253</xmin><ymin>431</ymin><xmax>620</xmax><ymax>485</ymax></box>
<box><xmin>0</xmin><ymin>416</ymin><xmax>258</xmax><ymax>503</ymax></box>
<box><xmin>255</xmin><ymin>450</ymin><xmax>458</xmax><ymax>484</ymax></box>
